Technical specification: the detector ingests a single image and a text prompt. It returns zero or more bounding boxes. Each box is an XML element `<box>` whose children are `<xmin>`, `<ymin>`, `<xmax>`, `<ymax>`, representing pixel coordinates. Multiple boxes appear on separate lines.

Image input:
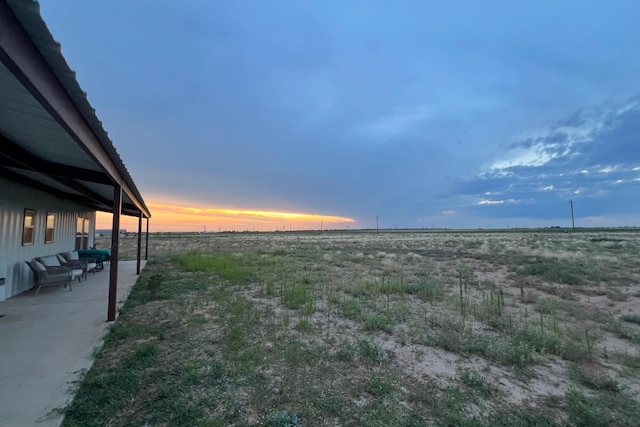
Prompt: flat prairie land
<box><xmin>65</xmin><ymin>230</ymin><xmax>640</xmax><ymax>426</ymax></box>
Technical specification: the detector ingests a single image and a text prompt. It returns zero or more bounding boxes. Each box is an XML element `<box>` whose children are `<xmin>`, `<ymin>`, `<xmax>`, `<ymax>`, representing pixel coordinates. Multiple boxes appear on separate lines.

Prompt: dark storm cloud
<box><xmin>451</xmin><ymin>96</ymin><xmax>640</xmax><ymax>221</ymax></box>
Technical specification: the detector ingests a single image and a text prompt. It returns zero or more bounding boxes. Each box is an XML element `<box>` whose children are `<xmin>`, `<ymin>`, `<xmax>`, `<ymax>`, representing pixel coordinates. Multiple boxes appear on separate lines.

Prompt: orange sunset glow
<box><xmin>96</xmin><ymin>201</ymin><xmax>356</xmax><ymax>232</ymax></box>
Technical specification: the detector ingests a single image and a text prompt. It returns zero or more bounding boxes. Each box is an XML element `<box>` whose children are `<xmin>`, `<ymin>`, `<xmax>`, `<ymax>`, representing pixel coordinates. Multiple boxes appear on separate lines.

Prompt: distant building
<box><xmin>94</xmin><ymin>229</ymin><xmax>128</xmax><ymax>238</ymax></box>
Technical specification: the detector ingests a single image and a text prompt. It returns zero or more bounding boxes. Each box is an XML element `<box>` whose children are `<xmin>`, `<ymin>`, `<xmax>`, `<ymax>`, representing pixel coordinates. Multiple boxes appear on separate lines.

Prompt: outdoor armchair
<box><xmin>26</xmin><ymin>260</ymin><xmax>72</xmax><ymax>293</ymax></box>
<box><xmin>56</xmin><ymin>254</ymin><xmax>87</xmax><ymax>280</ymax></box>
<box><xmin>63</xmin><ymin>251</ymin><xmax>98</xmax><ymax>274</ymax></box>
<box><xmin>37</xmin><ymin>255</ymin><xmax>83</xmax><ymax>283</ymax></box>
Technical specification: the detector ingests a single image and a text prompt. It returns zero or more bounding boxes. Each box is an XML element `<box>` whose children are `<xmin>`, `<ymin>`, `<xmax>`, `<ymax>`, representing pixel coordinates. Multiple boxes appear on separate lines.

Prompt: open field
<box><xmin>65</xmin><ymin>230</ymin><xmax>640</xmax><ymax>426</ymax></box>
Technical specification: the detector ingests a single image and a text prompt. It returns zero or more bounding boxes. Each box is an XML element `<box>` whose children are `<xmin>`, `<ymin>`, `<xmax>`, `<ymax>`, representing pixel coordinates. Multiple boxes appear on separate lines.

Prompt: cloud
<box><xmin>450</xmin><ymin>95</ymin><xmax>640</xmax><ymax>220</ymax></box>
<box><xmin>355</xmin><ymin>106</ymin><xmax>434</xmax><ymax>140</ymax></box>
<box><xmin>98</xmin><ymin>201</ymin><xmax>355</xmax><ymax>232</ymax></box>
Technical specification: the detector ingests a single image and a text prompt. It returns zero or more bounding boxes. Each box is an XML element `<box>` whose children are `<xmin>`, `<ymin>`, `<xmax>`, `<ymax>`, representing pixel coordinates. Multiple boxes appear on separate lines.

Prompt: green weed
<box><xmin>568</xmin><ymin>364</ymin><xmax>620</xmax><ymax>392</ymax></box>
<box><xmin>621</xmin><ymin>314</ymin><xmax>640</xmax><ymax>325</ymax></box>
<box><xmin>281</xmin><ymin>282</ymin><xmax>315</xmax><ymax>311</ymax></box>
<box><xmin>411</xmin><ymin>277</ymin><xmax>446</xmax><ymax>302</ymax></box>
<box><xmin>364</xmin><ymin>312</ymin><xmax>392</xmax><ymax>332</ymax></box>
<box><xmin>367</xmin><ymin>374</ymin><xmax>397</xmax><ymax>397</ymax></box>
<box><xmin>358</xmin><ymin>339</ymin><xmax>388</xmax><ymax>365</ymax></box>
<box><xmin>188</xmin><ymin>313</ymin><xmax>206</xmax><ymax>327</ymax></box>
<box><xmin>566</xmin><ymin>387</ymin><xmax>640</xmax><ymax>426</ymax></box>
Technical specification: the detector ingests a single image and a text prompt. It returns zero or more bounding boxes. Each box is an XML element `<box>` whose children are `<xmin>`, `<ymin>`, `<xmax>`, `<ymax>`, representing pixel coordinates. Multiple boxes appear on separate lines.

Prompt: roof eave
<box><xmin>0</xmin><ymin>0</ymin><xmax>151</xmax><ymax>218</ymax></box>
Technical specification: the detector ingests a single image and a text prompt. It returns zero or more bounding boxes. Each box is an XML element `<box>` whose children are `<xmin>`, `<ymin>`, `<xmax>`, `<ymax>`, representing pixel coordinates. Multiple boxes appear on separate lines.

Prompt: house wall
<box><xmin>0</xmin><ymin>177</ymin><xmax>96</xmax><ymax>301</ymax></box>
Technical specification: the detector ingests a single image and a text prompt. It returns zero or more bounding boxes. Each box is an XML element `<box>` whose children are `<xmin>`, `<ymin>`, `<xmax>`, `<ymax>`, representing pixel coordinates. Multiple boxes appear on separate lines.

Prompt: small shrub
<box><xmin>513</xmin><ymin>326</ymin><xmax>573</xmax><ymax>359</ymax></box>
<box><xmin>265</xmin><ymin>281</ymin><xmax>275</xmax><ymax>295</ymax></box>
<box><xmin>412</xmin><ymin>279</ymin><xmax>446</xmax><ymax>302</ymax></box>
<box><xmin>146</xmin><ymin>272</ymin><xmax>165</xmax><ymax>297</ymax></box>
<box><xmin>378</xmin><ymin>277</ymin><xmax>410</xmax><ymax>295</ymax></box>
<box><xmin>569</xmin><ymin>364</ymin><xmax>620</xmax><ymax>392</ymax></box>
<box><xmin>188</xmin><ymin>314</ymin><xmax>206</xmax><ymax>327</ymax></box>
<box><xmin>339</xmin><ymin>298</ymin><xmax>363</xmax><ymax>320</ymax></box>
<box><xmin>296</xmin><ymin>317</ymin><xmax>313</xmax><ymax>332</ymax></box>
<box><xmin>566</xmin><ymin>387</ymin><xmax>640</xmax><ymax>426</ymax></box>
<box><xmin>608</xmin><ymin>290</ymin><xmax>630</xmax><ymax>302</ymax></box>
<box><xmin>364</xmin><ymin>313</ymin><xmax>392</xmax><ymax>332</ymax></box>
<box><xmin>459</xmin><ymin>368</ymin><xmax>486</xmax><ymax>388</ymax></box>
<box><xmin>358</xmin><ymin>339</ymin><xmax>387</xmax><ymax>364</ymax></box>
<box><xmin>281</xmin><ymin>283</ymin><xmax>314</xmax><ymax>310</ymax></box>
<box><xmin>535</xmin><ymin>298</ymin><xmax>559</xmax><ymax>315</ymax></box>
<box><xmin>265</xmin><ymin>409</ymin><xmax>299</xmax><ymax>427</ymax></box>
<box><xmin>124</xmin><ymin>343</ymin><xmax>157</xmax><ymax>370</ymax></box>
<box><xmin>606</xmin><ymin>321</ymin><xmax>640</xmax><ymax>344</ymax></box>
<box><xmin>517</xmin><ymin>258</ymin><xmax>586</xmax><ymax>286</ymax></box>
<box><xmin>621</xmin><ymin>314</ymin><xmax>640</xmax><ymax>325</ymax></box>
<box><xmin>367</xmin><ymin>374</ymin><xmax>396</xmax><ymax>397</ymax></box>
<box><xmin>335</xmin><ymin>341</ymin><xmax>356</xmax><ymax>362</ymax></box>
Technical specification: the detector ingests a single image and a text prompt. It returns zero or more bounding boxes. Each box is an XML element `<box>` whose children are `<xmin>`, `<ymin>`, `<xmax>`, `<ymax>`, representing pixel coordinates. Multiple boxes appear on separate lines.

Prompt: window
<box><xmin>76</xmin><ymin>216</ymin><xmax>91</xmax><ymax>250</ymax></box>
<box><xmin>45</xmin><ymin>212</ymin><xmax>55</xmax><ymax>243</ymax></box>
<box><xmin>22</xmin><ymin>209</ymin><xmax>36</xmax><ymax>246</ymax></box>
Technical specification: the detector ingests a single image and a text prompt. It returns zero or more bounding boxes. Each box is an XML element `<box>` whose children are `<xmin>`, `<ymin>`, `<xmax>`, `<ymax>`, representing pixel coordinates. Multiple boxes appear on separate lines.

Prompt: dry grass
<box><xmin>65</xmin><ymin>230</ymin><xmax>640</xmax><ymax>426</ymax></box>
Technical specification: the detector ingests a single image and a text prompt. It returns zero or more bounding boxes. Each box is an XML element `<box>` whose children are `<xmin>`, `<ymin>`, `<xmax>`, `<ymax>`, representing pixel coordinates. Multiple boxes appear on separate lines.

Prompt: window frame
<box><xmin>76</xmin><ymin>215</ymin><xmax>91</xmax><ymax>250</ymax></box>
<box><xmin>45</xmin><ymin>212</ymin><xmax>55</xmax><ymax>244</ymax></box>
<box><xmin>22</xmin><ymin>209</ymin><xmax>36</xmax><ymax>246</ymax></box>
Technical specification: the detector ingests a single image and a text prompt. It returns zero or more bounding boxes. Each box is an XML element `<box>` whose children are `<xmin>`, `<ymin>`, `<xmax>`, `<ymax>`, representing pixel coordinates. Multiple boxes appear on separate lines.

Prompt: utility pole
<box><xmin>376</xmin><ymin>216</ymin><xmax>379</xmax><ymax>232</ymax></box>
<box><xmin>570</xmin><ymin>200</ymin><xmax>576</xmax><ymax>232</ymax></box>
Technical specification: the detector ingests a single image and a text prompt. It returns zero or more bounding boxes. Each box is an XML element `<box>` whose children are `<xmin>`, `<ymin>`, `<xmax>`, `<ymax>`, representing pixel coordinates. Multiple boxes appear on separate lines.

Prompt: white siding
<box><xmin>0</xmin><ymin>177</ymin><xmax>96</xmax><ymax>301</ymax></box>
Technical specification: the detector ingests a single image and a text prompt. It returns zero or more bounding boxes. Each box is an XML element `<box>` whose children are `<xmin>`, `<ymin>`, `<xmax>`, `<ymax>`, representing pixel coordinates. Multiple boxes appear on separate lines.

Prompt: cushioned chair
<box><xmin>37</xmin><ymin>255</ymin><xmax>83</xmax><ymax>283</ymax></box>
<box><xmin>56</xmin><ymin>254</ymin><xmax>87</xmax><ymax>281</ymax></box>
<box><xmin>26</xmin><ymin>260</ymin><xmax>73</xmax><ymax>293</ymax></box>
<box><xmin>63</xmin><ymin>251</ymin><xmax>98</xmax><ymax>274</ymax></box>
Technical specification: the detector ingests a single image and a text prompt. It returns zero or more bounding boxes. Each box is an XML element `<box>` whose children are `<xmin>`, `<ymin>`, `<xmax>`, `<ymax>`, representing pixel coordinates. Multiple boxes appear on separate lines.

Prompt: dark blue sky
<box><xmin>40</xmin><ymin>1</ymin><xmax>640</xmax><ymax>229</ymax></box>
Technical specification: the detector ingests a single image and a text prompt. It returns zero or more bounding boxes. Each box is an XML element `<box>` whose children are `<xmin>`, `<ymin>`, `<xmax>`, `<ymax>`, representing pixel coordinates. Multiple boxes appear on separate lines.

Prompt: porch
<box><xmin>0</xmin><ymin>260</ymin><xmax>145</xmax><ymax>427</ymax></box>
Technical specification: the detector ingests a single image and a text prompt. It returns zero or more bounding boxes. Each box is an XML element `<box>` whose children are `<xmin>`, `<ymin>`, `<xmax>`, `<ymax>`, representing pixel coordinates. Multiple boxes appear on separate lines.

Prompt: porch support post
<box><xmin>145</xmin><ymin>217</ymin><xmax>149</xmax><ymax>261</ymax></box>
<box><xmin>136</xmin><ymin>211</ymin><xmax>142</xmax><ymax>275</ymax></box>
<box><xmin>108</xmin><ymin>185</ymin><xmax>122</xmax><ymax>322</ymax></box>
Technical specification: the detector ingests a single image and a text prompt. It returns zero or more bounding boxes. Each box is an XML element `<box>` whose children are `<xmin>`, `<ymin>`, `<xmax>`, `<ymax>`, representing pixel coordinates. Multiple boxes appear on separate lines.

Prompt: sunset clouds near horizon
<box><xmin>97</xmin><ymin>201</ymin><xmax>355</xmax><ymax>232</ymax></box>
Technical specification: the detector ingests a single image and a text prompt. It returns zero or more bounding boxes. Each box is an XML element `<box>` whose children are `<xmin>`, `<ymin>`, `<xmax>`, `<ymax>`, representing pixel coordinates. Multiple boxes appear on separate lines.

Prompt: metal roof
<box><xmin>0</xmin><ymin>0</ymin><xmax>150</xmax><ymax>218</ymax></box>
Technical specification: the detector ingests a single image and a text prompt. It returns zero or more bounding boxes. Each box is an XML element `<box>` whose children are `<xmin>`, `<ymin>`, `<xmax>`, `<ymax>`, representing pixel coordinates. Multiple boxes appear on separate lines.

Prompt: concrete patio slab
<box><xmin>0</xmin><ymin>261</ymin><xmax>145</xmax><ymax>427</ymax></box>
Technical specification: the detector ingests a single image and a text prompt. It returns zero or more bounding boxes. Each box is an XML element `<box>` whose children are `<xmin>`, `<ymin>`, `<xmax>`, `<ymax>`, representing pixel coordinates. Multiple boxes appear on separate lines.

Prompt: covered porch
<box><xmin>0</xmin><ymin>0</ymin><xmax>151</xmax><ymax>319</ymax></box>
<box><xmin>0</xmin><ymin>260</ymin><xmax>145</xmax><ymax>427</ymax></box>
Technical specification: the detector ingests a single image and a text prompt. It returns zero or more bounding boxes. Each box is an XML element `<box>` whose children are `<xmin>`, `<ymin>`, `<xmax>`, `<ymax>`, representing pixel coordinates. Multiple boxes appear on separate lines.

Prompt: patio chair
<box><xmin>37</xmin><ymin>255</ymin><xmax>83</xmax><ymax>283</ymax></box>
<box><xmin>63</xmin><ymin>251</ymin><xmax>98</xmax><ymax>274</ymax></box>
<box><xmin>56</xmin><ymin>254</ymin><xmax>87</xmax><ymax>281</ymax></box>
<box><xmin>25</xmin><ymin>260</ymin><xmax>73</xmax><ymax>294</ymax></box>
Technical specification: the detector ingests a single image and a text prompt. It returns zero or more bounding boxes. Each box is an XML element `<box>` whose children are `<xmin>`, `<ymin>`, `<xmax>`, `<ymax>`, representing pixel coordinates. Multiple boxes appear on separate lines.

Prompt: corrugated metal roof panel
<box><xmin>0</xmin><ymin>62</ymin><xmax>99</xmax><ymax>170</ymax></box>
<box><xmin>4</xmin><ymin>168</ymin><xmax>85</xmax><ymax>196</ymax></box>
<box><xmin>1</xmin><ymin>0</ymin><xmax>151</xmax><ymax>218</ymax></box>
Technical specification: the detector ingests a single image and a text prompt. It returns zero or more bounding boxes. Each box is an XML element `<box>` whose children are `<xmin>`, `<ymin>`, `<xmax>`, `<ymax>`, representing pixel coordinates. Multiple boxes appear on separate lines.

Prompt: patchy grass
<box><xmin>621</xmin><ymin>314</ymin><xmax>640</xmax><ymax>325</ymax></box>
<box><xmin>66</xmin><ymin>230</ymin><xmax>640</xmax><ymax>425</ymax></box>
<box><xmin>174</xmin><ymin>252</ymin><xmax>255</xmax><ymax>283</ymax></box>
